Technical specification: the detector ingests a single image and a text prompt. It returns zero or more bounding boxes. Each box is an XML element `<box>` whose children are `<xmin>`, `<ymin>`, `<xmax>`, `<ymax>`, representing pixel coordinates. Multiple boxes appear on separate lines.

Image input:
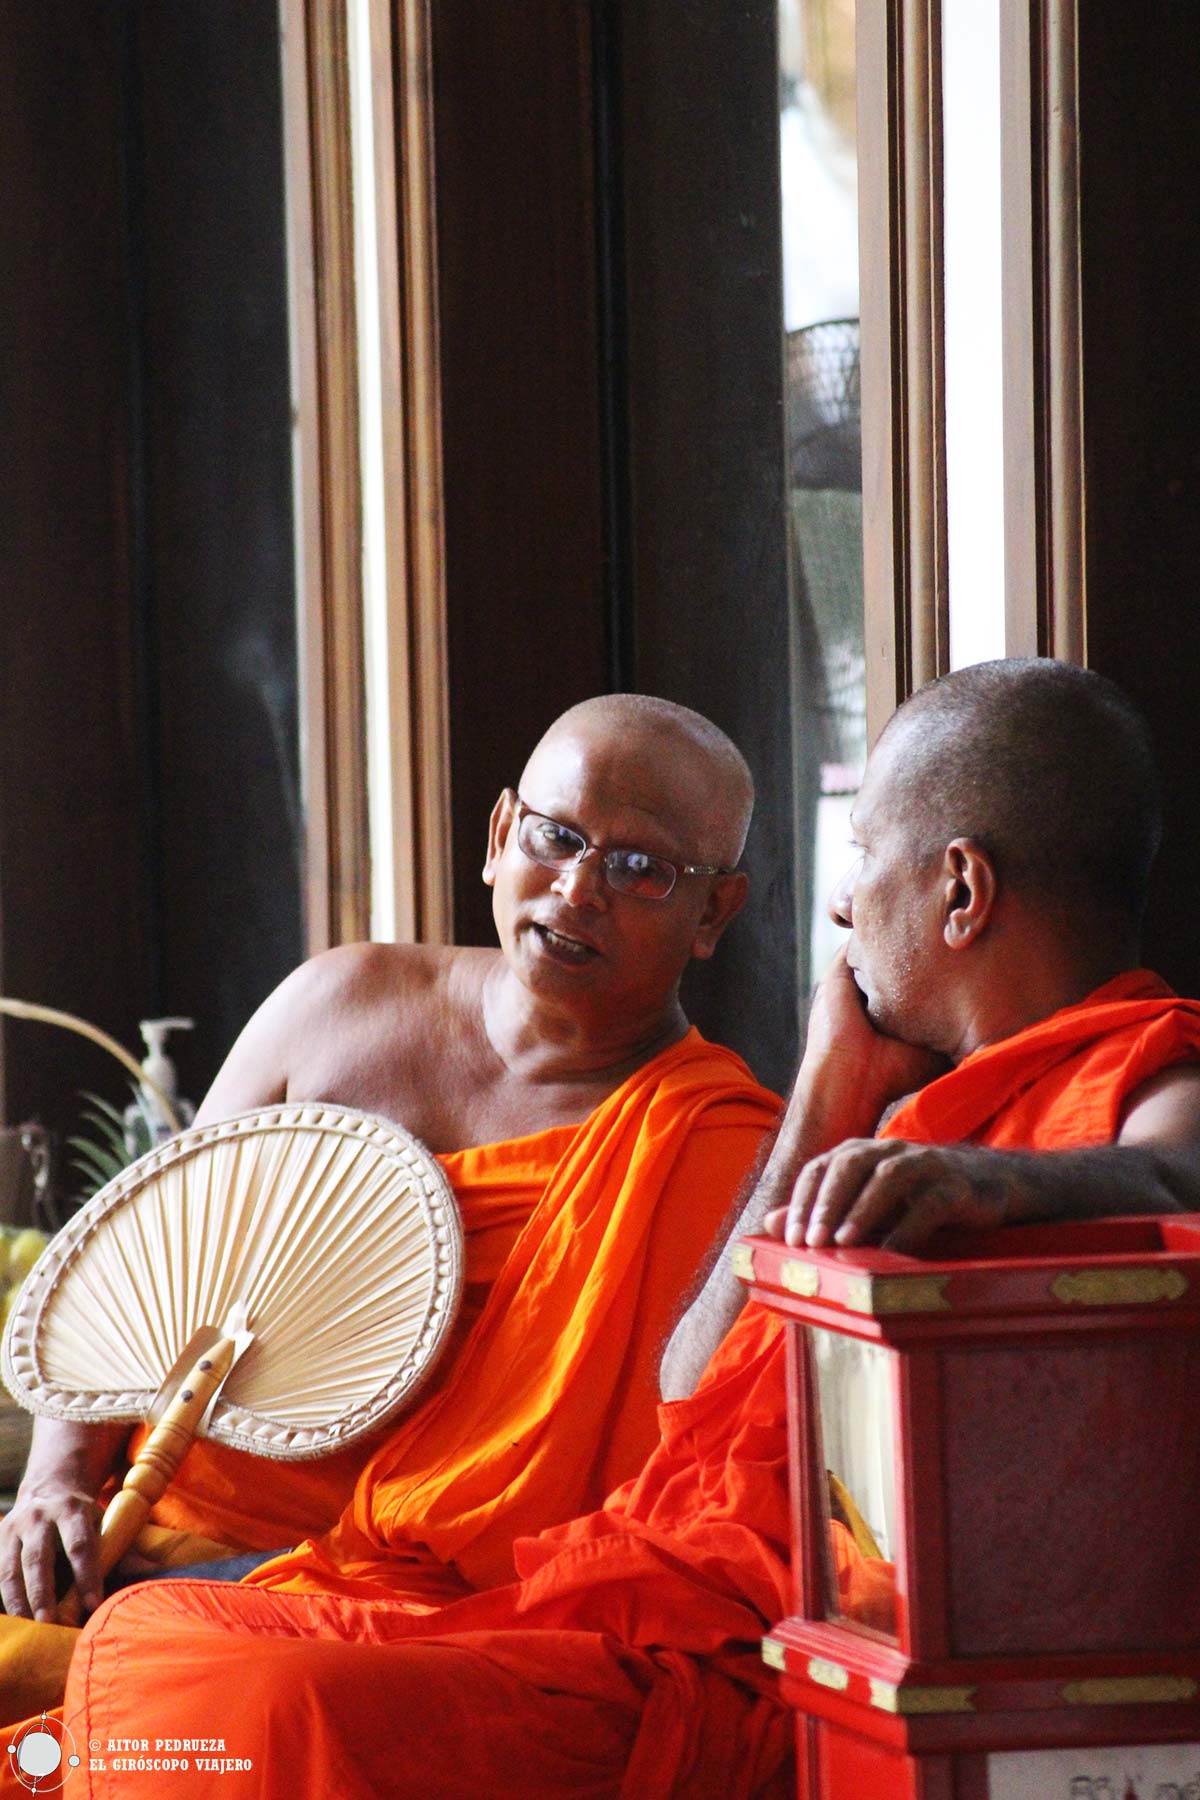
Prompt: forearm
<box><xmin>659</xmin><ymin>1169</ymin><xmax>773</xmax><ymax>1403</ymax></box>
<box><xmin>992</xmin><ymin>1143</ymin><xmax>1198</xmax><ymax>1225</ymax></box>
<box><xmin>659</xmin><ymin>1063</ymin><xmax>891</xmax><ymax>1401</ymax></box>
<box><xmin>1</xmin><ymin>1417</ymin><xmax>127</xmax><ymax>1617</ymax></box>
<box><xmin>19</xmin><ymin>1415</ymin><xmax>126</xmax><ymax>1499</ymax></box>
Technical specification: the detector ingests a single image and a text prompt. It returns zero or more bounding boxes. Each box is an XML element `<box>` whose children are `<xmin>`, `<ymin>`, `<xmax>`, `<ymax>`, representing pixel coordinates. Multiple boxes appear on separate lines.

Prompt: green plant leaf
<box><xmin>79</xmin><ymin>1090</ymin><xmax>125</xmax><ymax>1123</ymax></box>
<box><xmin>68</xmin><ymin>1080</ymin><xmax>160</xmax><ymax>1202</ymax></box>
<box><xmin>75</xmin><ymin>1111</ymin><xmax>125</xmax><ymax>1161</ymax></box>
<box><xmin>66</xmin><ymin>1139</ymin><xmax>126</xmax><ymax>1183</ymax></box>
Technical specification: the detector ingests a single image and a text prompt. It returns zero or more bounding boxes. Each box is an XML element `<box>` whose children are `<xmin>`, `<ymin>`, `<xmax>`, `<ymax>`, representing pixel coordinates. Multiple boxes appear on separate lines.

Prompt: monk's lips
<box><xmin>532</xmin><ymin>923</ymin><xmax>600</xmax><ymax>963</ymax></box>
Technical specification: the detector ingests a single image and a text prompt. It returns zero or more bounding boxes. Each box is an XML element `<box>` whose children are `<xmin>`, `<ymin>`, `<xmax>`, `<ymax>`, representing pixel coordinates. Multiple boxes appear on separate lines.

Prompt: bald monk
<box><xmin>0</xmin><ymin>696</ymin><xmax>780</xmax><ymax>1705</ymax></box>
<box><xmin>55</xmin><ymin>661</ymin><xmax>1200</xmax><ymax>1798</ymax></box>
<box><xmin>666</xmin><ymin>657</ymin><xmax>1200</xmax><ymax>1392</ymax></box>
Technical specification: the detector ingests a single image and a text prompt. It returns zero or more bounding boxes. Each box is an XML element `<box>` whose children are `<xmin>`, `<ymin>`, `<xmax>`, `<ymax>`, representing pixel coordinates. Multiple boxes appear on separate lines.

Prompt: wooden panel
<box><xmin>619</xmin><ymin>0</ymin><xmax>798</xmax><ymax>1094</ymax></box>
<box><xmin>432</xmin><ymin>0</ymin><xmax>608</xmax><ymax>948</ymax></box>
<box><xmin>942</xmin><ymin>1336</ymin><xmax>1200</xmax><ymax>1656</ymax></box>
<box><xmin>859</xmin><ymin>0</ymin><xmax>948</xmax><ymax>745</ymax></box>
<box><xmin>1000</xmin><ymin>0</ymin><xmax>1086</xmax><ymax>663</ymax></box>
<box><xmin>1074</xmin><ymin>8</ymin><xmax>1200</xmax><ymax>998</ymax></box>
<box><xmin>898</xmin><ymin>0</ymin><xmax>949</xmax><ymax>692</ymax></box>
<box><xmin>133</xmin><ymin>0</ymin><xmax>304</xmax><ymax>1093</ymax></box>
<box><xmin>388</xmin><ymin>0</ymin><xmax>453</xmax><ymax>943</ymax></box>
<box><xmin>0</xmin><ymin>3</ymin><xmax>146</xmax><ymax>1136</ymax></box>
<box><xmin>288</xmin><ymin>0</ymin><xmax>370</xmax><ymax>951</ymax></box>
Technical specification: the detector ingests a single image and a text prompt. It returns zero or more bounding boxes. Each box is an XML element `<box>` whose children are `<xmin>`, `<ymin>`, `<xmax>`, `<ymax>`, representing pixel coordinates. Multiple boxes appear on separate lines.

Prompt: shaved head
<box><xmin>878</xmin><ymin>659</ymin><xmax>1161</xmax><ymax>923</ymax></box>
<box><xmin>521</xmin><ymin>694</ymin><xmax>755</xmax><ymax>866</ymax></box>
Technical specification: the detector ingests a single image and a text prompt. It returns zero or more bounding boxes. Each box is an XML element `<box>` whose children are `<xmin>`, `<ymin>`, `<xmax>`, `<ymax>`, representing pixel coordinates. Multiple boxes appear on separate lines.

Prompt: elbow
<box><xmin>658</xmin><ymin>1333</ymin><xmax>696</xmax><ymax>1405</ymax></box>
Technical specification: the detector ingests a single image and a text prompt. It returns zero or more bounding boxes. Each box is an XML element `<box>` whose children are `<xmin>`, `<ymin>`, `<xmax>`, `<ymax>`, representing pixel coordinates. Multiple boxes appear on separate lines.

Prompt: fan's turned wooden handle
<box><xmin>56</xmin><ymin>1334</ymin><xmax>238</xmax><ymax>1624</ymax></box>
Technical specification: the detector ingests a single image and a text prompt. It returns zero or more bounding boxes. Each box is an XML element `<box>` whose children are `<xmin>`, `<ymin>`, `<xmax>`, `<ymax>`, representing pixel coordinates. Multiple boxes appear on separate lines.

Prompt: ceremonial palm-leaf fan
<box><xmin>0</xmin><ymin>1104</ymin><xmax>463</xmax><ymax>1604</ymax></box>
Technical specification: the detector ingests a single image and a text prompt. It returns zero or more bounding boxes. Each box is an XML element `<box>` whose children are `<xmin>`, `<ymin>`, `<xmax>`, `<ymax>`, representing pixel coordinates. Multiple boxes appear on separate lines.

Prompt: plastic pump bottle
<box><xmin>123</xmin><ymin>1017</ymin><xmax>196</xmax><ymax>1155</ymax></box>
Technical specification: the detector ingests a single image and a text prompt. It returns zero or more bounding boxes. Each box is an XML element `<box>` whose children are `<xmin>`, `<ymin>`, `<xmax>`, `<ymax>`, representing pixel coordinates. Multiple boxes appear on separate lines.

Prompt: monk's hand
<box><xmin>764</xmin><ymin>1139</ymin><xmax>1019</xmax><ymax>1254</ymax></box>
<box><xmin>802</xmin><ymin>949</ymin><xmax>948</xmax><ymax>1126</ymax></box>
<box><xmin>750</xmin><ymin>952</ymin><xmax>949</xmax><ymax>1228</ymax></box>
<box><xmin>0</xmin><ymin>1480</ymin><xmax>103</xmax><ymax>1621</ymax></box>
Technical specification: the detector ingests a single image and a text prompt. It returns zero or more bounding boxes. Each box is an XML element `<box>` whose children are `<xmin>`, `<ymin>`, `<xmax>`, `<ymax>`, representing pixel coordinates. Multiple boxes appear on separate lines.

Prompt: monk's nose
<box><xmin>552</xmin><ymin>854</ymin><xmax>608</xmax><ymax>907</ymax></box>
<box><xmin>827</xmin><ymin>860</ymin><xmax>858</xmax><ymax>930</ymax></box>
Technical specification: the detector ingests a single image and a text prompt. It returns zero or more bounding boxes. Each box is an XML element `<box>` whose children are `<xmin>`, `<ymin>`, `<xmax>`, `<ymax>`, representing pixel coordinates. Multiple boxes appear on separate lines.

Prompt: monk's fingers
<box><xmin>761</xmin><ymin>1151</ymin><xmax>823</xmax><ymax>1243</ymax></box>
<box><xmin>0</xmin><ymin>1496</ymin><xmax>101</xmax><ymax>1621</ymax></box>
<box><xmin>57</xmin><ymin>1508</ymin><xmax>103</xmax><ymax>1617</ymax></box>
<box><xmin>820</xmin><ymin>1144</ymin><xmax>971</xmax><ymax>1247</ymax></box>
<box><xmin>0</xmin><ymin>1527</ymin><xmax>30</xmax><ymax>1618</ymax></box>
<box><xmin>787</xmin><ymin>1142</ymin><xmax>872</xmax><ymax>1245</ymax></box>
<box><xmin>762</xmin><ymin>1141</ymin><xmax>861</xmax><ymax>1246</ymax></box>
<box><xmin>878</xmin><ymin>1149</ymin><xmax>1012</xmax><ymax>1252</ymax></box>
<box><xmin>770</xmin><ymin>1141</ymin><xmax>1018</xmax><ymax>1253</ymax></box>
<box><xmin>0</xmin><ymin>1515</ymin><xmax>55</xmax><ymax>1619</ymax></box>
<box><xmin>23</xmin><ymin>1529</ymin><xmax>65</xmax><ymax>1623</ymax></box>
<box><xmin>803</xmin><ymin>1141</ymin><xmax>908</xmax><ymax>1247</ymax></box>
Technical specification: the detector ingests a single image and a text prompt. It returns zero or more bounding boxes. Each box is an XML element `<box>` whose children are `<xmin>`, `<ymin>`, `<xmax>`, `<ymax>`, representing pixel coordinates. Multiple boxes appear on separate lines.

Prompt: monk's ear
<box><xmin>689</xmin><ymin>871</ymin><xmax>749</xmax><ymax>961</ymax></box>
<box><xmin>941</xmin><ymin>838</ymin><xmax>996</xmax><ymax>950</ymax></box>
<box><xmin>483</xmin><ymin>789</ymin><xmax>518</xmax><ymax>888</ymax></box>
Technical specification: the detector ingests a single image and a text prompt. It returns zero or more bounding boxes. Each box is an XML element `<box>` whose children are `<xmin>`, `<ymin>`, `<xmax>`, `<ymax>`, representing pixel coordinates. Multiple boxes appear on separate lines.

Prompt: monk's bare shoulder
<box><xmin>196</xmin><ymin>942</ymin><xmax>499</xmax><ymax>1133</ymax></box>
<box><xmin>1117</xmin><ymin>1060</ymin><xmax>1200</xmax><ymax>1149</ymax></box>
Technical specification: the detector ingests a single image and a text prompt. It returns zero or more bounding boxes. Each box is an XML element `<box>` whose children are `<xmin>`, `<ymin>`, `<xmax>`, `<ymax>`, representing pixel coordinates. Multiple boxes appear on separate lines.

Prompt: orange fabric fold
<box><xmin>64</xmin><ymin>973</ymin><xmax>1200</xmax><ymax>1799</ymax></box>
<box><xmin>122</xmin><ymin>1120</ymin><xmax>574</xmax><ymax>1552</ymax></box>
<box><xmin>830</xmin><ymin>1519</ymin><xmax>897</xmax><ymax>1635</ymax></box>
<box><xmin>248</xmin><ymin>1029</ymin><xmax>780</xmax><ymax>1598</ymax></box>
<box><xmin>65</xmin><ymin>1301</ymin><xmax>798</xmax><ymax>1800</ymax></box>
<box><xmin>3</xmin><ymin>1036</ymin><xmax>771</xmax><ymax>1732</ymax></box>
<box><xmin>880</xmin><ymin>968</ymin><xmax>1200</xmax><ymax>1150</ymax></box>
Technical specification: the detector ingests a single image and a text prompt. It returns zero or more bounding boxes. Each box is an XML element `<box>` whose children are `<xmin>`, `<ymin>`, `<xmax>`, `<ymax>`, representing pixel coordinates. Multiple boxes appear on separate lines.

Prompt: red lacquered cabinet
<box><xmin>737</xmin><ymin>1215</ymin><xmax>1200</xmax><ymax>1799</ymax></box>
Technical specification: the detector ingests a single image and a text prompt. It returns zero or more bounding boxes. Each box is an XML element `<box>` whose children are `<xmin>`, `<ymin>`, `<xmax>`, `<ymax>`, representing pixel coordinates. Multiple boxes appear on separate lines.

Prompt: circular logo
<box><xmin>7</xmin><ymin>1717</ymin><xmax>80</xmax><ymax>1792</ymax></box>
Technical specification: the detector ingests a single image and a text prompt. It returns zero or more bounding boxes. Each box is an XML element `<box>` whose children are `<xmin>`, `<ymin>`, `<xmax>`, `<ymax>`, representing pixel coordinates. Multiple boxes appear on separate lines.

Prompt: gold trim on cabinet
<box><xmin>843</xmin><ymin>1274</ymin><xmax>951</xmax><ymax>1315</ymax></box>
<box><xmin>781</xmin><ymin>1260</ymin><xmax>820</xmax><ymax>1297</ymax></box>
<box><xmin>1051</xmin><ymin>1269</ymin><xmax>1188</xmax><ymax>1308</ymax></box>
<box><xmin>730</xmin><ymin>1244</ymin><xmax>755</xmax><ymax>1283</ymax></box>
<box><xmin>1061</xmin><ymin>1675</ymin><xmax>1198</xmax><ymax>1707</ymax></box>
<box><xmin>869</xmin><ymin>1680</ymin><xmax>976</xmax><ymax>1715</ymax></box>
<box><xmin>806</xmin><ymin>1657</ymin><xmax>851</xmax><ymax>1693</ymax></box>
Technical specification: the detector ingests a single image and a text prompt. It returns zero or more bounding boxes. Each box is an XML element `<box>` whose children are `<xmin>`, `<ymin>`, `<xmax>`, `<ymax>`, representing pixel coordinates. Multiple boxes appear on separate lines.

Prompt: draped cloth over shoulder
<box><xmin>0</xmin><ymin>1029</ymin><xmax>776</xmax><ymax>1732</ymax></box>
<box><xmin>59</xmin><ymin>973</ymin><xmax>1200</xmax><ymax>1800</ymax></box>
<box><xmin>878</xmin><ymin>969</ymin><xmax>1200</xmax><ymax>1150</ymax></box>
<box><xmin>124</xmin><ymin>1119</ymin><xmax>580</xmax><ymax>1557</ymax></box>
<box><xmin>248</xmin><ymin>1028</ymin><xmax>781</xmax><ymax>1600</ymax></box>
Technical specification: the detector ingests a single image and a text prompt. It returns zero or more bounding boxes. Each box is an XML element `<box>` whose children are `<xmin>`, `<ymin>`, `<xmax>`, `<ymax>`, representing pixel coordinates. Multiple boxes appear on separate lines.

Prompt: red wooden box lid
<box><xmin>736</xmin><ymin>1214</ymin><xmax>1200</xmax><ymax>1332</ymax></box>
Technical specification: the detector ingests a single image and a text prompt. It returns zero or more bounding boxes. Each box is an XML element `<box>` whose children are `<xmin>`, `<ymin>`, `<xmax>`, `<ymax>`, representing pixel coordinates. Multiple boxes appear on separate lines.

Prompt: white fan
<box><xmin>1</xmin><ymin>1104</ymin><xmax>463</xmax><ymax>1602</ymax></box>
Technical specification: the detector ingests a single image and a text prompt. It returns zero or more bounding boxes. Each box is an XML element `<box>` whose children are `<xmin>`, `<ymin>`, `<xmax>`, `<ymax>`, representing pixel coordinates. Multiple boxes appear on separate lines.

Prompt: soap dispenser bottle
<box><xmin>123</xmin><ymin>1017</ymin><xmax>196</xmax><ymax>1155</ymax></box>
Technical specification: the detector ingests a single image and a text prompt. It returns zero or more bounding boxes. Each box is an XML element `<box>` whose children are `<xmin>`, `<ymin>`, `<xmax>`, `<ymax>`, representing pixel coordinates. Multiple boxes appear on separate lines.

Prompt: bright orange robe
<box><xmin>123</xmin><ymin>1028</ymin><xmax>776</xmax><ymax>1566</ymax></box>
<box><xmin>241</xmin><ymin>1028</ymin><xmax>780</xmax><ymax>1601</ymax></box>
<box><xmin>121</xmin><ymin>1123</ymin><xmax>579</xmax><ymax>1555</ymax></box>
<box><xmin>57</xmin><ymin>971</ymin><xmax>1200</xmax><ymax>1800</ymax></box>
<box><xmin>879</xmin><ymin>967</ymin><xmax>1200</xmax><ymax>1151</ymax></box>
<box><xmin>0</xmin><ymin>1031</ymin><xmax>776</xmax><ymax>1731</ymax></box>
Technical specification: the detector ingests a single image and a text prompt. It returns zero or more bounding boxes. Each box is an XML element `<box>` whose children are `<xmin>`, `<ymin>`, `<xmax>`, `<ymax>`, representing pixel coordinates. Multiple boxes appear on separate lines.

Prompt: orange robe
<box><xmin>242</xmin><ymin>1027</ymin><xmax>780</xmax><ymax>1602</ymax></box>
<box><xmin>57</xmin><ymin>971</ymin><xmax>1200</xmax><ymax>1800</ymax></box>
<box><xmin>0</xmin><ymin>1031</ymin><xmax>776</xmax><ymax>1728</ymax></box>
<box><xmin>121</xmin><ymin>1124</ymin><xmax>578</xmax><ymax>1556</ymax></box>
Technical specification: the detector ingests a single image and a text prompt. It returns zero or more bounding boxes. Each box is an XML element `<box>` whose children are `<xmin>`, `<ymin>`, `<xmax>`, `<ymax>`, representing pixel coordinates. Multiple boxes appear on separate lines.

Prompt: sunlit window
<box><xmin>780</xmin><ymin>0</ymin><xmax>867</xmax><ymax>995</ymax></box>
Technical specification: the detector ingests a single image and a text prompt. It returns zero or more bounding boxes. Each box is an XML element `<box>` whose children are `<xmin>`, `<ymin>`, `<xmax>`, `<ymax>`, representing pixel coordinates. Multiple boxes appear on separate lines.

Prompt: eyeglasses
<box><xmin>512</xmin><ymin>795</ymin><xmax>732</xmax><ymax>901</ymax></box>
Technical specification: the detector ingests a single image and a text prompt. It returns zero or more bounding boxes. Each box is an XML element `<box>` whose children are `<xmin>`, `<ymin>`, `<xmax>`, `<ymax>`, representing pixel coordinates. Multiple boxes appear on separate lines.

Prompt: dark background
<box><xmin>3</xmin><ymin>0</ymin><xmax>1198</xmax><ymax>1163</ymax></box>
